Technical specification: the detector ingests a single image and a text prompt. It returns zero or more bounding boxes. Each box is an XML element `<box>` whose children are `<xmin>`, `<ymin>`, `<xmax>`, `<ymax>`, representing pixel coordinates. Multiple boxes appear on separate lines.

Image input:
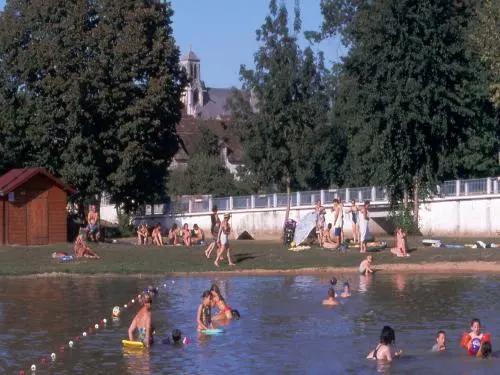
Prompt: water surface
<box><xmin>0</xmin><ymin>273</ymin><xmax>499</xmax><ymax>374</ymax></box>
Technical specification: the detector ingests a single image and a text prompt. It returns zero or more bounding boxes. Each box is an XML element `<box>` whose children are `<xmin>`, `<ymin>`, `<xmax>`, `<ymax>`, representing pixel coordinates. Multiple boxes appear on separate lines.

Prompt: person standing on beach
<box><xmin>350</xmin><ymin>200</ymin><xmax>360</xmax><ymax>244</ymax></box>
<box><xmin>205</xmin><ymin>206</ymin><xmax>221</xmax><ymax>258</ymax></box>
<box><xmin>359</xmin><ymin>201</ymin><xmax>370</xmax><ymax>252</ymax></box>
<box><xmin>214</xmin><ymin>213</ymin><xmax>235</xmax><ymax>267</ymax></box>
<box><xmin>332</xmin><ymin>199</ymin><xmax>343</xmax><ymax>246</ymax></box>
<box><xmin>315</xmin><ymin>200</ymin><xmax>326</xmax><ymax>246</ymax></box>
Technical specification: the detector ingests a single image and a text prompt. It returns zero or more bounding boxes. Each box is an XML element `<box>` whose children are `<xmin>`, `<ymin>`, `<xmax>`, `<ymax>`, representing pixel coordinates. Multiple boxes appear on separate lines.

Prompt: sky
<box><xmin>0</xmin><ymin>0</ymin><xmax>346</xmax><ymax>88</ymax></box>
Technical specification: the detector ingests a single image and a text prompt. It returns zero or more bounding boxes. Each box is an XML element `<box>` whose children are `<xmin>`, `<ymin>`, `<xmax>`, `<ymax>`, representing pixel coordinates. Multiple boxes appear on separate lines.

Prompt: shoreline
<box><xmin>6</xmin><ymin>261</ymin><xmax>500</xmax><ymax>278</ymax></box>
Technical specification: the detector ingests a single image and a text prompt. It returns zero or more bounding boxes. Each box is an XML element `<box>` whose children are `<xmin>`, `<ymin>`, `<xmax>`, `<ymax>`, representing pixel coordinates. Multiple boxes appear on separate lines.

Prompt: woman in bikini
<box><xmin>205</xmin><ymin>206</ymin><xmax>221</xmax><ymax>258</ymax></box>
<box><xmin>359</xmin><ymin>201</ymin><xmax>370</xmax><ymax>253</ymax></box>
<box><xmin>74</xmin><ymin>229</ymin><xmax>100</xmax><ymax>259</ymax></box>
<box><xmin>168</xmin><ymin>224</ymin><xmax>179</xmax><ymax>245</ymax></box>
<box><xmin>210</xmin><ymin>285</ymin><xmax>233</xmax><ymax>320</ymax></box>
<box><xmin>366</xmin><ymin>326</ymin><xmax>402</xmax><ymax>362</ymax></box>
<box><xmin>152</xmin><ymin>223</ymin><xmax>164</xmax><ymax>246</ymax></box>
<box><xmin>182</xmin><ymin>223</ymin><xmax>192</xmax><ymax>246</ymax></box>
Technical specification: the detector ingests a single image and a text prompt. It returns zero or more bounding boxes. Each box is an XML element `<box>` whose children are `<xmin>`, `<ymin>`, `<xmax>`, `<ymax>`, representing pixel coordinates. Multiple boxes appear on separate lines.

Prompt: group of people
<box><xmin>366</xmin><ymin>319</ymin><xmax>492</xmax><ymax>363</ymax></box>
<box><xmin>127</xmin><ymin>283</ymin><xmax>240</xmax><ymax>347</ymax></box>
<box><xmin>321</xmin><ymin>277</ymin><xmax>352</xmax><ymax>306</ymax></box>
<box><xmin>136</xmin><ymin>223</ymin><xmax>205</xmax><ymax>247</ymax></box>
<box><xmin>315</xmin><ymin>199</ymin><xmax>371</xmax><ymax>252</ymax></box>
<box><xmin>315</xmin><ymin>199</ymin><xmax>409</xmax><ymax>256</ymax></box>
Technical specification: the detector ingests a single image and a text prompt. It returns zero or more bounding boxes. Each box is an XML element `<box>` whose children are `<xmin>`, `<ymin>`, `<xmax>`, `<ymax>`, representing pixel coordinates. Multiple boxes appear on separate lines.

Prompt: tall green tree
<box><xmin>0</xmin><ymin>0</ymin><xmax>185</xmax><ymax>212</ymax></box>
<box><xmin>320</xmin><ymin>0</ymin><xmax>498</xmax><ymax>220</ymax></box>
<box><xmin>227</xmin><ymin>0</ymin><xmax>343</xmax><ymax>195</ymax></box>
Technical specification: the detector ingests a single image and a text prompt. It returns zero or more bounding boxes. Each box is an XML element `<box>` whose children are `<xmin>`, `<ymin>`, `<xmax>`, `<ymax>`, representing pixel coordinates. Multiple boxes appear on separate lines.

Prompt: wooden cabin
<box><xmin>0</xmin><ymin>168</ymin><xmax>75</xmax><ymax>245</ymax></box>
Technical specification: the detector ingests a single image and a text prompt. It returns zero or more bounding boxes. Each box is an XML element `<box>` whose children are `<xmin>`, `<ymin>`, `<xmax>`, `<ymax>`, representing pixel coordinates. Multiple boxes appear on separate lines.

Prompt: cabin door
<box><xmin>27</xmin><ymin>191</ymin><xmax>49</xmax><ymax>245</ymax></box>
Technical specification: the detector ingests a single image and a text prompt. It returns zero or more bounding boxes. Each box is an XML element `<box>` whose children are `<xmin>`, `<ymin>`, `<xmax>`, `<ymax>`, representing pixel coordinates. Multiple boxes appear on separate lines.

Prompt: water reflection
<box><xmin>123</xmin><ymin>347</ymin><xmax>151</xmax><ymax>375</ymax></box>
<box><xmin>392</xmin><ymin>273</ymin><xmax>407</xmax><ymax>293</ymax></box>
<box><xmin>359</xmin><ymin>274</ymin><xmax>373</xmax><ymax>294</ymax></box>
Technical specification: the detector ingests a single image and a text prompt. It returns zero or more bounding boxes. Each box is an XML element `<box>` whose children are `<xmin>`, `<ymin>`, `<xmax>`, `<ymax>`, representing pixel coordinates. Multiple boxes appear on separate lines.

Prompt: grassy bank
<box><xmin>0</xmin><ymin>236</ymin><xmax>499</xmax><ymax>276</ymax></box>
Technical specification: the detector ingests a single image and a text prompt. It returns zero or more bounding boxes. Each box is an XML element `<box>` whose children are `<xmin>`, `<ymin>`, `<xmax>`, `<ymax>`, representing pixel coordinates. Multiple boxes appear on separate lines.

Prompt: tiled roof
<box><xmin>0</xmin><ymin>167</ymin><xmax>76</xmax><ymax>195</ymax></box>
<box><xmin>196</xmin><ymin>88</ymin><xmax>233</xmax><ymax>119</ymax></box>
<box><xmin>174</xmin><ymin>113</ymin><xmax>244</xmax><ymax>164</ymax></box>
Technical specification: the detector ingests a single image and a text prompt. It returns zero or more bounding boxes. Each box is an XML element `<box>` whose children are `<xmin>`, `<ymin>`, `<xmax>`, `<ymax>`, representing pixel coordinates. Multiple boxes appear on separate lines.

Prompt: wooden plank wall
<box><xmin>5</xmin><ymin>175</ymin><xmax>68</xmax><ymax>245</ymax></box>
<box><xmin>0</xmin><ymin>199</ymin><xmax>4</xmax><ymax>244</ymax></box>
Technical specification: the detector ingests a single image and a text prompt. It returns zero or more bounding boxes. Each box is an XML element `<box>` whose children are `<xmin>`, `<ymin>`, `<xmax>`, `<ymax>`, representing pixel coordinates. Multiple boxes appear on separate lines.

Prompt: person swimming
<box><xmin>322</xmin><ymin>288</ymin><xmax>338</xmax><ymax>306</ymax></box>
<box><xmin>367</xmin><ymin>326</ymin><xmax>402</xmax><ymax>361</ymax></box>
<box><xmin>341</xmin><ymin>282</ymin><xmax>351</xmax><ymax>298</ymax></box>
<box><xmin>432</xmin><ymin>330</ymin><xmax>446</xmax><ymax>352</ymax></box>
<box><xmin>127</xmin><ymin>294</ymin><xmax>153</xmax><ymax>347</ymax></box>
<box><xmin>460</xmin><ymin>318</ymin><xmax>492</xmax><ymax>357</ymax></box>
<box><xmin>197</xmin><ymin>291</ymin><xmax>213</xmax><ymax>331</ymax></box>
<box><xmin>210</xmin><ymin>284</ymin><xmax>234</xmax><ymax>320</ymax></box>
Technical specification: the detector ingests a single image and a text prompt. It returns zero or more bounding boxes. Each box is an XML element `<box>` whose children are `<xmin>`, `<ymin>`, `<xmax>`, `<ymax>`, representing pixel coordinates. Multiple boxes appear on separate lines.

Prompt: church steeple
<box><xmin>180</xmin><ymin>46</ymin><xmax>203</xmax><ymax>116</ymax></box>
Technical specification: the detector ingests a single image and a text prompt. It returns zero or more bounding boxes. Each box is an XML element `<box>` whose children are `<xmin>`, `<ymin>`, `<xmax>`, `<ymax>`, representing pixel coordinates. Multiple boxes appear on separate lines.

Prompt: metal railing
<box><xmin>139</xmin><ymin>177</ymin><xmax>499</xmax><ymax>215</ymax></box>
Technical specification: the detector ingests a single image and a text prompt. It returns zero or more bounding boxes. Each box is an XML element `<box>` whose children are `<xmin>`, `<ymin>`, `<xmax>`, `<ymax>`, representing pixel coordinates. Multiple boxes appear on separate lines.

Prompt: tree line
<box><xmin>0</xmin><ymin>0</ymin><xmax>498</xmax><ymax>221</ymax></box>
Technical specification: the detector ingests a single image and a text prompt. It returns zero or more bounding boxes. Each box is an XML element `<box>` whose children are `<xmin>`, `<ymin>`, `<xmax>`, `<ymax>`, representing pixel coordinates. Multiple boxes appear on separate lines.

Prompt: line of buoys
<box><xmin>19</xmin><ymin>280</ymin><xmax>172</xmax><ymax>374</ymax></box>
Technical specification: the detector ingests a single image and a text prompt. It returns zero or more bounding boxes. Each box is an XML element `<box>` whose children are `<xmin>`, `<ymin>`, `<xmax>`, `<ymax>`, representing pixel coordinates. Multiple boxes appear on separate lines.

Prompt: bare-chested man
<box><xmin>87</xmin><ymin>205</ymin><xmax>99</xmax><ymax>242</ymax></box>
<box><xmin>128</xmin><ymin>294</ymin><xmax>153</xmax><ymax>347</ymax></box>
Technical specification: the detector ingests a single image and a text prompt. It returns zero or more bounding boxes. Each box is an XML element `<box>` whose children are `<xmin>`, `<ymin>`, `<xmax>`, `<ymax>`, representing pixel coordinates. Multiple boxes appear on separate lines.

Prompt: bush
<box><xmin>389</xmin><ymin>204</ymin><xmax>420</xmax><ymax>235</ymax></box>
<box><xmin>116</xmin><ymin>210</ymin><xmax>136</xmax><ymax>238</ymax></box>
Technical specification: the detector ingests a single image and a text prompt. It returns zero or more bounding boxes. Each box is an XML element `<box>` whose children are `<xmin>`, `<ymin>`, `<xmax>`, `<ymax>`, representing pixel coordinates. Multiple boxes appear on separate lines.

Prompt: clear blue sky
<box><xmin>0</xmin><ymin>0</ymin><xmax>345</xmax><ymax>88</ymax></box>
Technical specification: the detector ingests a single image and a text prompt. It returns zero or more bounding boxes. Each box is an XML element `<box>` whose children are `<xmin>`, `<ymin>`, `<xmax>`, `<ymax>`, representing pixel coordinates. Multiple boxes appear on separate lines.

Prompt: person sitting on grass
<box><xmin>182</xmin><ymin>223</ymin><xmax>192</xmax><ymax>246</ymax></box>
<box><xmin>359</xmin><ymin>256</ymin><xmax>374</xmax><ymax>276</ymax></box>
<box><xmin>152</xmin><ymin>223</ymin><xmax>164</xmax><ymax>246</ymax></box>
<box><xmin>322</xmin><ymin>288</ymin><xmax>338</xmax><ymax>306</ymax></box>
<box><xmin>192</xmin><ymin>224</ymin><xmax>205</xmax><ymax>245</ymax></box>
<box><xmin>168</xmin><ymin>224</ymin><xmax>179</xmax><ymax>245</ymax></box>
<box><xmin>137</xmin><ymin>224</ymin><xmax>149</xmax><ymax>245</ymax></box>
<box><xmin>390</xmin><ymin>227</ymin><xmax>409</xmax><ymax>257</ymax></box>
<box><xmin>74</xmin><ymin>229</ymin><xmax>100</xmax><ymax>259</ymax></box>
<box><xmin>322</xmin><ymin>223</ymin><xmax>338</xmax><ymax>249</ymax></box>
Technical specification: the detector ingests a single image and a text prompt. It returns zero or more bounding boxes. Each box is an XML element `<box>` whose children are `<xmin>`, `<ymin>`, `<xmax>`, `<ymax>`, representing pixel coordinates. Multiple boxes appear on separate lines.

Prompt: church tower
<box><xmin>180</xmin><ymin>47</ymin><xmax>204</xmax><ymax>116</ymax></box>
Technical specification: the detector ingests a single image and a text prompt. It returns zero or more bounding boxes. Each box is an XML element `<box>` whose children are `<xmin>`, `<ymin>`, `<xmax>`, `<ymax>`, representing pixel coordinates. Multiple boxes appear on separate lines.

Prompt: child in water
<box><xmin>322</xmin><ymin>288</ymin><xmax>338</xmax><ymax>306</ymax></box>
<box><xmin>460</xmin><ymin>318</ymin><xmax>492</xmax><ymax>357</ymax></box>
<box><xmin>197</xmin><ymin>291</ymin><xmax>214</xmax><ymax>331</ymax></box>
<box><xmin>367</xmin><ymin>326</ymin><xmax>403</xmax><ymax>362</ymax></box>
<box><xmin>359</xmin><ymin>256</ymin><xmax>374</xmax><ymax>276</ymax></box>
<box><xmin>128</xmin><ymin>294</ymin><xmax>153</xmax><ymax>347</ymax></box>
<box><xmin>341</xmin><ymin>282</ymin><xmax>351</xmax><ymax>298</ymax></box>
<box><xmin>432</xmin><ymin>330</ymin><xmax>446</xmax><ymax>352</ymax></box>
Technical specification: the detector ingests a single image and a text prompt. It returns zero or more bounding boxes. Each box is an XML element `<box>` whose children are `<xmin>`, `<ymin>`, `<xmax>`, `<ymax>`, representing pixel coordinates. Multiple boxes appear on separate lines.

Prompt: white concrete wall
<box><xmin>113</xmin><ymin>194</ymin><xmax>500</xmax><ymax>239</ymax></box>
<box><xmin>419</xmin><ymin>196</ymin><xmax>500</xmax><ymax>237</ymax></box>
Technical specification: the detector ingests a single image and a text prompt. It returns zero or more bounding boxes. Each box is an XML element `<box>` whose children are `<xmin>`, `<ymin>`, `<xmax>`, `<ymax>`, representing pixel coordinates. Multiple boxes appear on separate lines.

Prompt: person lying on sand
<box><xmin>74</xmin><ymin>230</ymin><xmax>100</xmax><ymax>259</ymax></box>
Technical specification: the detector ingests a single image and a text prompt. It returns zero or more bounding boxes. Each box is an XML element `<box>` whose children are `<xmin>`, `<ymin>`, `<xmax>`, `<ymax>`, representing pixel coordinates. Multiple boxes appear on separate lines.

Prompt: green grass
<box><xmin>0</xmin><ymin>236</ymin><xmax>498</xmax><ymax>276</ymax></box>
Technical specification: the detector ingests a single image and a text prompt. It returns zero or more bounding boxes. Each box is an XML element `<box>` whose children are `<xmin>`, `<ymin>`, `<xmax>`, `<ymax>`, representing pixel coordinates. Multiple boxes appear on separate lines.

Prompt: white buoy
<box><xmin>82</xmin><ymin>332</ymin><xmax>87</xmax><ymax>337</ymax></box>
<box><xmin>103</xmin><ymin>318</ymin><xmax>107</xmax><ymax>324</ymax></box>
<box><xmin>50</xmin><ymin>353</ymin><xmax>56</xmax><ymax>361</ymax></box>
<box><xmin>124</xmin><ymin>304</ymin><xmax>128</xmax><ymax>308</ymax></box>
<box><xmin>31</xmin><ymin>364</ymin><xmax>36</xmax><ymax>371</ymax></box>
<box><xmin>68</xmin><ymin>341</ymin><xmax>74</xmax><ymax>348</ymax></box>
<box><xmin>163</xmin><ymin>283</ymin><xmax>167</xmax><ymax>287</ymax></box>
<box><xmin>94</xmin><ymin>324</ymin><xmax>99</xmax><ymax>329</ymax></box>
<box><xmin>131</xmin><ymin>299</ymin><xmax>135</xmax><ymax>303</ymax></box>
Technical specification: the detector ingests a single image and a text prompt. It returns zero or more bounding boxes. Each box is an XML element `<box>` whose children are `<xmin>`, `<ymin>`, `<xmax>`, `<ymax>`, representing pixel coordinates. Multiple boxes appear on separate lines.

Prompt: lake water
<box><xmin>0</xmin><ymin>273</ymin><xmax>499</xmax><ymax>374</ymax></box>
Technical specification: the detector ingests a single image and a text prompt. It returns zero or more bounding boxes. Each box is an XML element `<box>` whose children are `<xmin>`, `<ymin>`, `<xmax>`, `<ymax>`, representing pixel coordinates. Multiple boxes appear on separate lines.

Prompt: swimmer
<box><xmin>432</xmin><ymin>330</ymin><xmax>446</xmax><ymax>352</ymax></box>
<box><xmin>128</xmin><ymin>294</ymin><xmax>153</xmax><ymax>347</ymax></box>
<box><xmin>210</xmin><ymin>284</ymin><xmax>233</xmax><ymax>320</ymax></box>
<box><xmin>197</xmin><ymin>291</ymin><xmax>213</xmax><ymax>331</ymax></box>
<box><xmin>359</xmin><ymin>256</ymin><xmax>374</xmax><ymax>276</ymax></box>
<box><xmin>322</xmin><ymin>288</ymin><xmax>338</xmax><ymax>306</ymax></box>
<box><xmin>341</xmin><ymin>282</ymin><xmax>351</xmax><ymax>298</ymax></box>
<box><xmin>367</xmin><ymin>326</ymin><xmax>402</xmax><ymax>361</ymax></box>
<box><xmin>460</xmin><ymin>318</ymin><xmax>492</xmax><ymax>357</ymax></box>
<box><xmin>162</xmin><ymin>329</ymin><xmax>182</xmax><ymax>345</ymax></box>
<box><xmin>478</xmin><ymin>341</ymin><xmax>492</xmax><ymax>358</ymax></box>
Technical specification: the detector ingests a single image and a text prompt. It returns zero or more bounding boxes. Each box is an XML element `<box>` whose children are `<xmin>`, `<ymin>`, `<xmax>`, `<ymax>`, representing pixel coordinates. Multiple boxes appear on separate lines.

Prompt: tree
<box><xmin>227</xmin><ymin>0</ymin><xmax>343</xmax><ymax>195</ymax></box>
<box><xmin>167</xmin><ymin>123</ymin><xmax>242</xmax><ymax>197</ymax></box>
<box><xmin>470</xmin><ymin>0</ymin><xmax>500</xmax><ymax>107</ymax></box>
<box><xmin>319</xmin><ymin>0</ymin><xmax>498</xmax><ymax>221</ymax></box>
<box><xmin>0</xmin><ymin>0</ymin><xmax>186</xmax><ymax>212</ymax></box>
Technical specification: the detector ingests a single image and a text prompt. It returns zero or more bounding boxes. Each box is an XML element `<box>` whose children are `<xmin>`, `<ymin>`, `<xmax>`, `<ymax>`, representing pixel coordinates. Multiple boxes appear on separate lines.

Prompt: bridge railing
<box><xmin>140</xmin><ymin>177</ymin><xmax>499</xmax><ymax>216</ymax></box>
